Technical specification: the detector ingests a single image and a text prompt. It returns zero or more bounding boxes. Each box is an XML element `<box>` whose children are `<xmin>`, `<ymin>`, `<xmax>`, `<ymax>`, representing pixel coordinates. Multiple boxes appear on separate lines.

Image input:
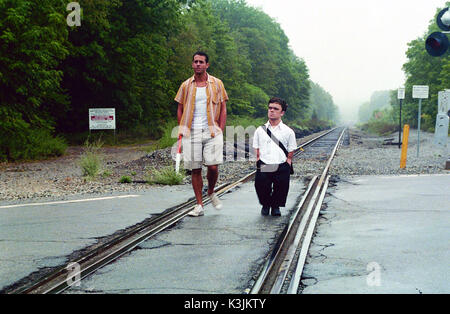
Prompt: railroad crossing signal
<box><xmin>436</xmin><ymin>7</ymin><xmax>450</xmax><ymax>31</ymax></box>
<box><xmin>426</xmin><ymin>32</ymin><xmax>449</xmax><ymax>56</ymax></box>
<box><xmin>425</xmin><ymin>7</ymin><xmax>450</xmax><ymax>57</ymax></box>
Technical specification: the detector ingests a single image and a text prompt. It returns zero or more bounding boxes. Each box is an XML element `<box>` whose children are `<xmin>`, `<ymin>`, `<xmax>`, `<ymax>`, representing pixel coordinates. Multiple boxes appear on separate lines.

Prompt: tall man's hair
<box><xmin>268</xmin><ymin>97</ymin><xmax>288</xmax><ymax>112</ymax></box>
<box><xmin>193</xmin><ymin>51</ymin><xmax>209</xmax><ymax>63</ymax></box>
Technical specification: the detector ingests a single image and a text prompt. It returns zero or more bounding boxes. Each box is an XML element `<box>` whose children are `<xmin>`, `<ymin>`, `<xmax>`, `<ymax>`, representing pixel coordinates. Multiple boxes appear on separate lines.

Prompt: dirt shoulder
<box><xmin>0</xmin><ymin>144</ymin><xmax>153</xmax><ymax>201</ymax></box>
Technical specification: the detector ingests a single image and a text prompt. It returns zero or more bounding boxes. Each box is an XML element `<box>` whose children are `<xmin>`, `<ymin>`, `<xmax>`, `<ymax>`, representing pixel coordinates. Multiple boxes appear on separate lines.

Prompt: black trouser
<box><xmin>255</xmin><ymin>161</ymin><xmax>291</xmax><ymax>208</ymax></box>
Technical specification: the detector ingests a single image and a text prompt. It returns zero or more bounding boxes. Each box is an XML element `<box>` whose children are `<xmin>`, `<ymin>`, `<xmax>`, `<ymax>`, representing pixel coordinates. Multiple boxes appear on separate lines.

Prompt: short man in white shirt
<box><xmin>253</xmin><ymin>97</ymin><xmax>297</xmax><ymax>216</ymax></box>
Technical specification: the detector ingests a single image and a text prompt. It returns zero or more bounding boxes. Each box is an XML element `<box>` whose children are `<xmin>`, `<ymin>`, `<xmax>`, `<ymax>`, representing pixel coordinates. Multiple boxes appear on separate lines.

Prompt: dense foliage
<box><xmin>0</xmin><ymin>0</ymin><xmax>339</xmax><ymax>161</ymax></box>
<box><xmin>0</xmin><ymin>0</ymin><xmax>69</xmax><ymax>160</ymax></box>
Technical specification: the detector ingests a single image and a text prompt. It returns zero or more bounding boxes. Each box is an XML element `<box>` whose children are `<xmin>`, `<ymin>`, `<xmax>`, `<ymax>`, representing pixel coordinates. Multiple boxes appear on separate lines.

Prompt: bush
<box><xmin>0</xmin><ymin>128</ymin><xmax>67</xmax><ymax>162</ymax></box>
<box><xmin>0</xmin><ymin>107</ymin><xmax>67</xmax><ymax>161</ymax></box>
<box><xmin>79</xmin><ymin>138</ymin><xmax>104</xmax><ymax>178</ymax></box>
<box><xmin>25</xmin><ymin>129</ymin><xmax>67</xmax><ymax>160</ymax></box>
<box><xmin>119</xmin><ymin>176</ymin><xmax>132</xmax><ymax>183</ymax></box>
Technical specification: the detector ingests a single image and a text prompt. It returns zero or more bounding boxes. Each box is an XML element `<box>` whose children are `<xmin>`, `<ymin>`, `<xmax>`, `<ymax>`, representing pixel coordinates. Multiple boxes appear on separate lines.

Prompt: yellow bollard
<box><xmin>400</xmin><ymin>124</ymin><xmax>410</xmax><ymax>169</ymax></box>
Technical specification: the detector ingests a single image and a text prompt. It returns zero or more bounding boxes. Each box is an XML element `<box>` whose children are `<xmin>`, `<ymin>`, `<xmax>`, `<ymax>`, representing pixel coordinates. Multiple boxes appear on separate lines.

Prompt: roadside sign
<box><xmin>397</xmin><ymin>88</ymin><xmax>405</xmax><ymax>149</ymax></box>
<box><xmin>412</xmin><ymin>85</ymin><xmax>429</xmax><ymax>99</ymax></box>
<box><xmin>412</xmin><ymin>86</ymin><xmax>429</xmax><ymax>158</ymax></box>
<box><xmin>89</xmin><ymin>108</ymin><xmax>116</xmax><ymax>130</ymax></box>
<box><xmin>397</xmin><ymin>88</ymin><xmax>405</xmax><ymax>100</ymax></box>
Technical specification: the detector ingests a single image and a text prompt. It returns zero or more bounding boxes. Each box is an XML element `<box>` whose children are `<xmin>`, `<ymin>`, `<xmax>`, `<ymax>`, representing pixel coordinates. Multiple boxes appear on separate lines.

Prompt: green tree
<box><xmin>59</xmin><ymin>0</ymin><xmax>182</xmax><ymax>136</ymax></box>
<box><xmin>401</xmin><ymin>2</ymin><xmax>450</xmax><ymax>130</ymax></box>
<box><xmin>309</xmin><ymin>81</ymin><xmax>339</xmax><ymax>122</ymax></box>
<box><xmin>0</xmin><ymin>0</ymin><xmax>325</xmax><ymax>161</ymax></box>
<box><xmin>210</xmin><ymin>0</ymin><xmax>310</xmax><ymax>120</ymax></box>
<box><xmin>0</xmin><ymin>0</ymin><xmax>69</xmax><ymax>160</ymax></box>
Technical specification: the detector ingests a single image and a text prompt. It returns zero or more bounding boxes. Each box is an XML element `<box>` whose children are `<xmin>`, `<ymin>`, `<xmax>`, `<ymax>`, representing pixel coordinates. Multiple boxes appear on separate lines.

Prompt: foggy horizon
<box><xmin>246</xmin><ymin>0</ymin><xmax>447</xmax><ymax>123</ymax></box>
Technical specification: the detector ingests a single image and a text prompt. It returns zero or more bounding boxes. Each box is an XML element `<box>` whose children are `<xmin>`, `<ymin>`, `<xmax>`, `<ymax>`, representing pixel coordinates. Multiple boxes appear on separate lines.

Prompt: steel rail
<box><xmin>17</xmin><ymin>163</ymin><xmax>258</xmax><ymax>293</ymax></box>
<box><xmin>25</xmin><ymin>178</ymin><xmax>254</xmax><ymax>295</ymax></box>
<box><xmin>11</xmin><ymin>127</ymin><xmax>341</xmax><ymax>294</ymax></box>
<box><xmin>286</xmin><ymin>176</ymin><xmax>330</xmax><ymax>294</ymax></box>
<box><xmin>286</xmin><ymin>128</ymin><xmax>346</xmax><ymax>294</ymax></box>
<box><xmin>249</xmin><ymin>176</ymin><xmax>318</xmax><ymax>294</ymax></box>
<box><xmin>250</xmin><ymin>127</ymin><xmax>346</xmax><ymax>294</ymax></box>
<box><xmin>15</xmin><ymin>182</ymin><xmax>230</xmax><ymax>294</ymax></box>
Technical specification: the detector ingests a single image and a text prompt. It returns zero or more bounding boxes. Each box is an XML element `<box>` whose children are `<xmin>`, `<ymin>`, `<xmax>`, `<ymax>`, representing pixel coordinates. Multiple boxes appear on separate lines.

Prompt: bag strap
<box><xmin>262</xmin><ymin>125</ymin><xmax>289</xmax><ymax>157</ymax></box>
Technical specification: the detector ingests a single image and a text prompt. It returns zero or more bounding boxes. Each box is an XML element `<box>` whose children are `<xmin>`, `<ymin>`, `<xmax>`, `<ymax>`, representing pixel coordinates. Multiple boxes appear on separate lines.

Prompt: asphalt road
<box><xmin>1</xmin><ymin>174</ymin><xmax>448</xmax><ymax>294</ymax></box>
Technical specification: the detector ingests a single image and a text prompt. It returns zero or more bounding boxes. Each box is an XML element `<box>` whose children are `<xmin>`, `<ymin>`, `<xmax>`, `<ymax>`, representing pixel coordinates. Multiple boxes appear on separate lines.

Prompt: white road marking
<box><xmin>0</xmin><ymin>195</ymin><xmax>141</xmax><ymax>209</ymax></box>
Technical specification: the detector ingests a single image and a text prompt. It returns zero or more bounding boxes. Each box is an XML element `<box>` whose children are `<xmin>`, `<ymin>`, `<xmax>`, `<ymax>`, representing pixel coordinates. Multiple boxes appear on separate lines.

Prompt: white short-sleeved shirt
<box><xmin>253</xmin><ymin>121</ymin><xmax>297</xmax><ymax>164</ymax></box>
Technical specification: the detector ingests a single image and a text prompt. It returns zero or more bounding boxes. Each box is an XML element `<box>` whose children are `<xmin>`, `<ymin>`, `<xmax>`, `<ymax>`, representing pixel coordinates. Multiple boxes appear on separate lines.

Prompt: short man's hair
<box><xmin>268</xmin><ymin>97</ymin><xmax>288</xmax><ymax>112</ymax></box>
<box><xmin>193</xmin><ymin>51</ymin><xmax>209</xmax><ymax>63</ymax></box>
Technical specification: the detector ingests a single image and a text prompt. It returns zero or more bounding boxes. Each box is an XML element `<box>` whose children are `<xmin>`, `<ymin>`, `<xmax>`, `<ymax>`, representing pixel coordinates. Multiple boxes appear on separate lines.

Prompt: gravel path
<box><xmin>0</xmin><ymin>128</ymin><xmax>448</xmax><ymax>202</ymax></box>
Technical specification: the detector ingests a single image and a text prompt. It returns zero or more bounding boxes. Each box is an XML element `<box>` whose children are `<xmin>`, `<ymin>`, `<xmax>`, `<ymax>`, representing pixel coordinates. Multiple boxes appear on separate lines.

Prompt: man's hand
<box><xmin>287</xmin><ymin>151</ymin><xmax>294</xmax><ymax>165</ymax></box>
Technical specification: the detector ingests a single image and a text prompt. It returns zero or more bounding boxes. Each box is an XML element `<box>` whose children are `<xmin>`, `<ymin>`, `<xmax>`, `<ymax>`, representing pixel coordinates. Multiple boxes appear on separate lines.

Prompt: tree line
<box><xmin>358</xmin><ymin>2</ymin><xmax>450</xmax><ymax>133</ymax></box>
<box><xmin>0</xmin><ymin>0</ymin><xmax>339</xmax><ymax>161</ymax></box>
<box><xmin>358</xmin><ymin>90</ymin><xmax>391</xmax><ymax>123</ymax></box>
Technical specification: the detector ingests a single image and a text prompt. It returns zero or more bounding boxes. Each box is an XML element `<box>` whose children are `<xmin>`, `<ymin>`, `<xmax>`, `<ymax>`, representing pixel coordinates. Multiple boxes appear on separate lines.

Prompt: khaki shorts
<box><xmin>182</xmin><ymin>128</ymin><xmax>223</xmax><ymax>170</ymax></box>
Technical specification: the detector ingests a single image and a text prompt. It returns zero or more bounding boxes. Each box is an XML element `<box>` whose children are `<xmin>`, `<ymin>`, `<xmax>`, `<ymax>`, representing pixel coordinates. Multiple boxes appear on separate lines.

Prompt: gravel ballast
<box><xmin>0</xmin><ymin>128</ymin><xmax>448</xmax><ymax>203</ymax></box>
<box><xmin>329</xmin><ymin>128</ymin><xmax>448</xmax><ymax>176</ymax></box>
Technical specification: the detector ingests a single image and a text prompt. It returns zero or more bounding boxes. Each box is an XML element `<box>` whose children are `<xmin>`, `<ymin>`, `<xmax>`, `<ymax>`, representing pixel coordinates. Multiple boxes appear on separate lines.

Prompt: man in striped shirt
<box><xmin>175</xmin><ymin>52</ymin><xmax>228</xmax><ymax>217</ymax></box>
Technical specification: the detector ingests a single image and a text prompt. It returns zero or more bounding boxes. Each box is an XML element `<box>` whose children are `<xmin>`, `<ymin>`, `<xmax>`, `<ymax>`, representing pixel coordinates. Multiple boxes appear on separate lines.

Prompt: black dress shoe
<box><xmin>271</xmin><ymin>207</ymin><xmax>281</xmax><ymax>216</ymax></box>
<box><xmin>261</xmin><ymin>206</ymin><xmax>270</xmax><ymax>216</ymax></box>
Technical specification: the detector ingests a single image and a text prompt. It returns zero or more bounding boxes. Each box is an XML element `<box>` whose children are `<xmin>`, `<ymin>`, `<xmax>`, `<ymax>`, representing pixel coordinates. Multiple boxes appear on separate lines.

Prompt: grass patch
<box><xmin>119</xmin><ymin>175</ymin><xmax>132</xmax><ymax>183</ymax></box>
<box><xmin>79</xmin><ymin>138</ymin><xmax>104</xmax><ymax>179</ymax></box>
<box><xmin>146</xmin><ymin>166</ymin><xmax>185</xmax><ymax>185</ymax></box>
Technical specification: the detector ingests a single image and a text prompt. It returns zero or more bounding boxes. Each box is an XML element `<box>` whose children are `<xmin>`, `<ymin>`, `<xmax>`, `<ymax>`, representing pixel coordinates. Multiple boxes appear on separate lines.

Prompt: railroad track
<box><xmin>250</xmin><ymin>127</ymin><xmax>346</xmax><ymax>294</ymax></box>
<box><xmin>10</xmin><ymin>127</ymin><xmax>345</xmax><ymax>294</ymax></box>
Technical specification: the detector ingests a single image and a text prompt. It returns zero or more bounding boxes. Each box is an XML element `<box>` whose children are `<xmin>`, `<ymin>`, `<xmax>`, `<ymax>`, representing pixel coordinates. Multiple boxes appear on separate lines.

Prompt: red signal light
<box><xmin>425</xmin><ymin>32</ymin><xmax>449</xmax><ymax>57</ymax></box>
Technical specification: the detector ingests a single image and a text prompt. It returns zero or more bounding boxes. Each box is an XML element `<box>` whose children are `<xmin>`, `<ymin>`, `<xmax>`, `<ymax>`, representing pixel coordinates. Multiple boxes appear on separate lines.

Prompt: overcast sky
<box><xmin>245</xmin><ymin>0</ymin><xmax>447</xmax><ymax>122</ymax></box>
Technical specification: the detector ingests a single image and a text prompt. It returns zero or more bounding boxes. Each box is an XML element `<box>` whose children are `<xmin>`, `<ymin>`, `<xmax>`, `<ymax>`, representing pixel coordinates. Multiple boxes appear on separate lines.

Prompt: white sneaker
<box><xmin>209</xmin><ymin>193</ymin><xmax>223</xmax><ymax>210</ymax></box>
<box><xmin>188</xmin><ymin>204</ymin><xmax>204</xmax><ymax>217</ymax></box>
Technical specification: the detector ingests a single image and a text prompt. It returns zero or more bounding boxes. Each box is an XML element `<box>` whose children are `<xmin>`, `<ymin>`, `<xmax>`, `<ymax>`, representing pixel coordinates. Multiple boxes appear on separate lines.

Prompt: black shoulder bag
<box><xmin>261</xmin><ymin>125</ymin><xmax>294</xmax><ymax>174</ymax></box>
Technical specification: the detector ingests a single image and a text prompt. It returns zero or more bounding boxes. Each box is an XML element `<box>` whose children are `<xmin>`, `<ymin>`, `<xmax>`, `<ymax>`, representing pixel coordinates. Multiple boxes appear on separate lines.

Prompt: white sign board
<box><xmin>89</xmin><ymin>108</ymin><xmax>116</xmax><ymax>130</ymax></box>
<box><xmin>412</xmin><ymin>85</ymin><xmax>429</xmax><ymax>99</ymax></box>
<box><xmin>397</xmin><ymin>87</ymin><xmax>405</xmax><ymax>100</ymax></box>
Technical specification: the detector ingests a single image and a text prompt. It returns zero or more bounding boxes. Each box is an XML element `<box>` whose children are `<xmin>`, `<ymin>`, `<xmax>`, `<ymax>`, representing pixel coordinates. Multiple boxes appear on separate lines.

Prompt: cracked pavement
<box><xmin>300</xmin><ymin>174</ymin><xmax>450</xmax><ymax>294</ymax></box>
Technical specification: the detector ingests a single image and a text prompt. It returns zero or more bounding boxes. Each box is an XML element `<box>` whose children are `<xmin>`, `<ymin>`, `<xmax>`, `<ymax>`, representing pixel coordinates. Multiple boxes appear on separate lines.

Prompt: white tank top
<box><xmin>192</xmin><ymin>87</ymin><xmax>208</xmax><ymax>129</ymax></box>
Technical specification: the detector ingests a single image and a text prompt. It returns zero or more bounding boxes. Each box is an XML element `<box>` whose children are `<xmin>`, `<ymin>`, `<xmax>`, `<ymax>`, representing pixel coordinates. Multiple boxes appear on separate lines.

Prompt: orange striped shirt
<box><xmin>175</xmin><ymin>73</ymin><xmax>228</xmax><ymax>137</ymax></box>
